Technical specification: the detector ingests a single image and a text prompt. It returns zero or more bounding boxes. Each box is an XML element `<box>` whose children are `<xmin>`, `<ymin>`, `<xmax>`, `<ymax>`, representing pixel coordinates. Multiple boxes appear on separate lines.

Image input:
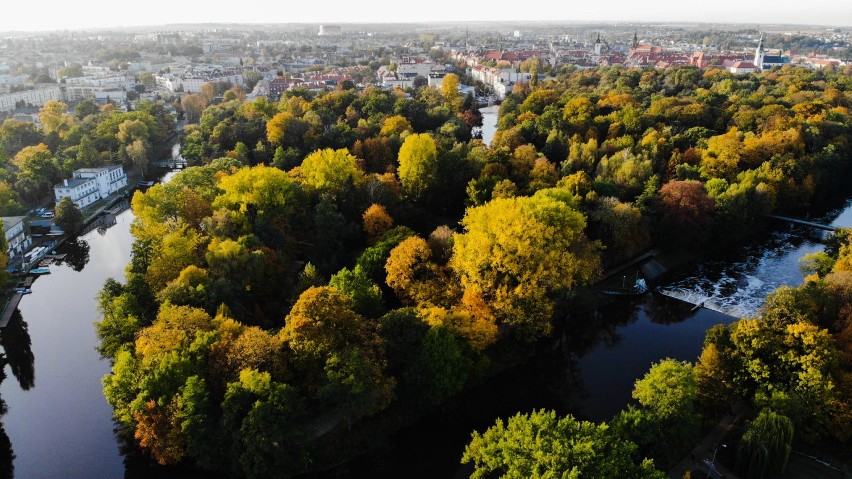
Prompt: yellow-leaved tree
<box><xmin>451</xmin><ymin>195</ymin><xmax>600</xmax><ymax>339</ymax></box>
<box><xmin>397</xmin><ymin>133</ymin><xmax>438</xmax><ymax>199</ymax></box>
<box><xmin>296</xmin><ymin>148</ymin><xmax>363</xmax><ymax>195</ymax></box>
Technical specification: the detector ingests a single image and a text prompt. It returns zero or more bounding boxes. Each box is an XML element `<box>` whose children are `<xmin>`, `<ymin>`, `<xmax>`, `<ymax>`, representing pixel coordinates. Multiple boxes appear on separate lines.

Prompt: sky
<box><xmin>1</xmin><ymin>0</ymin><xmax>851</xmax><ymax>32</ymax></box>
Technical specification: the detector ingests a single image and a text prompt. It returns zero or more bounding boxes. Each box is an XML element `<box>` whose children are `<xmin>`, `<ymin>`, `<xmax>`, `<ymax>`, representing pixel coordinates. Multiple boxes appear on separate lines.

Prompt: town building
<box><xmin>724</xmin><ymin>60</ymin><xmax>758</xmax><ymax>74</ymax></box>
<box><xmin>1</xmin><ymin>216</ymin><xmax>31</xmax><ymax>258</ymax></box>
<box><xmin>53</xmin><ymin>165</ymin><xmax>128</xmax><ymax>209</ymax></box>
<box><xmin>0</xmin><ymin>86</ymin><xmax>64</xmax><ymax>112</ymax></box>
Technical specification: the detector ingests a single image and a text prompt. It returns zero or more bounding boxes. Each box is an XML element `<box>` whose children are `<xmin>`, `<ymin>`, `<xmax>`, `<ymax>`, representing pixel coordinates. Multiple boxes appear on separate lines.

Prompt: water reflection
<box><xmin>0</xmin><ymin>312</ymin><xmax>35</xmax><ymax>391</ymax></box>
<box><xmin>79</xmin><ymin>199</ymin><xmax>129</xmax><ymax>238</ymax></box>
<box><xmin>0</xmin><ymin>419</ymin><xmax>12</xmax><ymax>479</ymax></box>
<box><xmin>61</xmin><ymin>238</ymin><xmax>91</xmax><ymax>273</ymax></box>
<box><xmin>0</xmin><ymin>310</ymin><xmax>34</xmax><ymax>479</ymax></box>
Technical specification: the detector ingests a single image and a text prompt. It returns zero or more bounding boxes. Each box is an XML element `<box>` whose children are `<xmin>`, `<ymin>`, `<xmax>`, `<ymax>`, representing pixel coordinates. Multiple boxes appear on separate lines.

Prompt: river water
<box><xmin>1</xmin><ymin>138</ymin><xmax>851</xmax><ymax>477</ymax></box>
<box><xmin>0</xmin><ymin>209</ymin><xmax>133</xmax><ymax>478</ymax></box>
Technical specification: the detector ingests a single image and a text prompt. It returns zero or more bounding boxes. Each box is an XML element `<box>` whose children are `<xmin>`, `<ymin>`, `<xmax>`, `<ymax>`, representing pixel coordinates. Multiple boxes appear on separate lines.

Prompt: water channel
<box><xmin>1</xmin><ymin>122</ymin><xmax>850</xmax><ymax>477</ymax></box>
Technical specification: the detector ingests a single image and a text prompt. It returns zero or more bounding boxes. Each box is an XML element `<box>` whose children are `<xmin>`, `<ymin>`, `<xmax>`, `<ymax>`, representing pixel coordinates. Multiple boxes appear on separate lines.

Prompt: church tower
<box><xmin>633</xmin><ymin>31</ymin><xmax>639</xmax><ymax>49</ymax></box>
<box><xmin>754</xmin><ymin>33</ymin><xmax>765</xmax><ymax>71</ymax></box>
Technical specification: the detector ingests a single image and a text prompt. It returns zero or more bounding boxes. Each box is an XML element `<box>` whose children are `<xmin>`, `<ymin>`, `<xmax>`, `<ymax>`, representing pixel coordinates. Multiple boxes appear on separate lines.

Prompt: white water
<box><xmin>659</xmin><ymin>200</ymin><xmax>852</xmax><ymax>318</ymax></box>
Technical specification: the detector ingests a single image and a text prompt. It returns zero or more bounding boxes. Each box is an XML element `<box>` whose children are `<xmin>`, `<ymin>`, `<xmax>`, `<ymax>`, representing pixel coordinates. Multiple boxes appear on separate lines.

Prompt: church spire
<box><xmin>633</xmin><ymin>31</ymin><xmax>638</xmax><ymax>49</ymax></box>
<box><xmin>754</xmin><ymin>32</ymin><xmax>765</xmax><ymax>71</ymax></box>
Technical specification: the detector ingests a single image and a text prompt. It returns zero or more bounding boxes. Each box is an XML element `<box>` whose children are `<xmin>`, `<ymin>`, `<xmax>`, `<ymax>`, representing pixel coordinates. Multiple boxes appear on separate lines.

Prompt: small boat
<box><xmin>14</xmin><ymin>288</ymin><xmax>32</xmax><ymax>294</ymax></box>
<box><xmin>30</xmin><ymin>267</ymin><xmax>51</xmax><ymax>274</ymax></box>
<box><xmin>599</xmin><ymin>278</ymin><xmax>649</xmax><ymax>297</ymax></box>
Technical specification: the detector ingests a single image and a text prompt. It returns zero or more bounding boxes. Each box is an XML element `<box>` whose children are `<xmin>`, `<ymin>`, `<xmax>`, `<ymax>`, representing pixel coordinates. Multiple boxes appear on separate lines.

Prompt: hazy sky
<box><xmin>2</xmin><ymin>0</ymin><xmax>851</xmax><ymax>31</ymax></box>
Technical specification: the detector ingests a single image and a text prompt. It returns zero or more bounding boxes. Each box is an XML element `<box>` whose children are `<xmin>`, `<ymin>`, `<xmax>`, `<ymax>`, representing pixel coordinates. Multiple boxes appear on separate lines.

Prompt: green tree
<box><xmin>54</xmin><ymin>196</ymin><xmax>84</xmax><ymax>235</ymax></box>
<box><xmin>737</xmin><ymin>408</ymin><xmax>794</xmax><ymax>479</ymax></box>
<box><xmin>328</xmin><ymin>265</ymin><xmax>384</xmax><ymax>318</ymax></box>
<box><xmin>462</xmin><ymin>409</ymin><xmax>665</xmax><ymax>479</ymax></box>
<box><xmin>632</xmin><ymin>359</ymin><xmax>696</xmax><ymax>421</ymax></box>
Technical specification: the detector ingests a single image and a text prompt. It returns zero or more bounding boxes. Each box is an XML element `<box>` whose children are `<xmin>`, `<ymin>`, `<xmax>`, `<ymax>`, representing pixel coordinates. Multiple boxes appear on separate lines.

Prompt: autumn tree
<box><xmin>38</xmin><ymin>100</ymin><xmax>74</xmax><ymax>136</ymax></box>
<box><xmin>295</xmin><ymin>148</ymin><xmax>363</xmax><ymax>195</ymax></box>
<box><xmin>362</xmin><ymin>204</ymin><xmax>393</xmax><ymax>244</ymax></box>
<box><xmin>451</xmin><ymin>195</ymin><xmax>600</xmax><ymax>339</ymax></box>
<box><xmin>440</xmin><ymin>73</ymin><xmax>462</xmax><ymax>110</ymax></box>
<box><xmin>397</xmin><ymin>133</ymin><xmax>438</xmax><ymax>199</ymax></box>
<box><xmin>266</xmin><ymin>112</ymin><xmax>309</xmax><ymax>149</ymax></box>
<box><xmin>281</xmin><ymin>287</ymin><xmax>394</xmax><ymax>416</ymax></box>
<box><xmin>658</xmin><ymin>180</ymin><xmax>715</xmax><ymax>248</ymax></box>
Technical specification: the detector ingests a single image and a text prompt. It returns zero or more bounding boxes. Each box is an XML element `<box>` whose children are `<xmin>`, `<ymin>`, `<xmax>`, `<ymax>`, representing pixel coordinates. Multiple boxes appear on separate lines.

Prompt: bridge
<box><xmin>765</xmin><ymin>214</ymin><xmax>841</xmax><ymax>232</ymax></box>
<box><xmin>151</xmin><ymin>159</ymin><xmax>187</xmax><ymax>169</ymax></box>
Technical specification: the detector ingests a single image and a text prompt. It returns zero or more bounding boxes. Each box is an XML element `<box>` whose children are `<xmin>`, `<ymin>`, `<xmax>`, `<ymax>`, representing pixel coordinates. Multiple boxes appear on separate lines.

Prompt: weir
<box><xmin>655</xmin><ymin>288</ymin><xmax>737</xmax><ymax>316</ymax></box>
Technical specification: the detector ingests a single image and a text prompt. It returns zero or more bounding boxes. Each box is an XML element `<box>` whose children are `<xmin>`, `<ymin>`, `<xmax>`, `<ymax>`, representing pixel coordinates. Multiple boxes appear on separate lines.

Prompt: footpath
<box><xmin>667</xmin><ymin>404</ymin><xmax>745</xmax><ymax>479</ymax></box>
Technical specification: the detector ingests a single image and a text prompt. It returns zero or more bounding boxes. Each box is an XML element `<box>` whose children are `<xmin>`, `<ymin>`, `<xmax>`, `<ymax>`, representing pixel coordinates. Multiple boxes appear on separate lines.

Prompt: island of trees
<box><xmin>88</xmin><ymin>65</ymin><xmax>852</xmax><ymax>478</ymax></box>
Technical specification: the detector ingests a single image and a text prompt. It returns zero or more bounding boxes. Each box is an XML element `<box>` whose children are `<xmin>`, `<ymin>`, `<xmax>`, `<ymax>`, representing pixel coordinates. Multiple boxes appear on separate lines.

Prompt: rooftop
<box><xmin>0</xmin><ymin>216</ymin><xmax>26</xmax><ymax>231</ymax></box>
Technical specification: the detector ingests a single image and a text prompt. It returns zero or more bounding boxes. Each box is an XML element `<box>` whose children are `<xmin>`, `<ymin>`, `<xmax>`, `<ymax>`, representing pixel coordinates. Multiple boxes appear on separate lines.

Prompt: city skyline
<box><xmin>2</xmin><ymin>0</ymin><xmax>851</xmax><ymax>32</ymax></box>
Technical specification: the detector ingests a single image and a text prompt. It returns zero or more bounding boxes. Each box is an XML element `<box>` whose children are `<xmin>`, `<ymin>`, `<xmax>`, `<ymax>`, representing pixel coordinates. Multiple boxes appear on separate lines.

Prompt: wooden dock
<box><xmin>0</xmin><ymin>291</ymin><xmax>23</xmax><ymax>328</ymax></box>
<box><xmin>765</xmin><ymin>214</ymin><xmax>840</xmax><ymax>232</ymax></box>
<box><xmin>0</xmin><ymin>275</ymin><xmax>35</xmax><ymax>329</ymax></box>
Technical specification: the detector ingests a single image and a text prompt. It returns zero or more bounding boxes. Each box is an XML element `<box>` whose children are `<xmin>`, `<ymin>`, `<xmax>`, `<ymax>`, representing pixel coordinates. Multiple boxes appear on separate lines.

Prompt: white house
<box><xmin>1</xmin><ymin>216</ymin><xmax>31</xmax><ymax>258</ymax></box>
<box><xmin>54</xmin><ymin>165</ymin><xmax>128</xmax><ymax>208</ymax></box>
<box><xmin>723</xmin><ymin>60</ymin><xmax>758</xmax><ymax>74</ymax></box>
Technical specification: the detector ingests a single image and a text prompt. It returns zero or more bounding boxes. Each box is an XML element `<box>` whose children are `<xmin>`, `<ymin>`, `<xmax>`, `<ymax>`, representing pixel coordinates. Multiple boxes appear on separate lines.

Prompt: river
<box><xmin>1</xmin><ymin>151</ymin><xmax>850</xmax><ymax>477</ymax></box>
<box><xmin>0</xmin><ymin>209</ymin><xmax>132</xmax><ymax>478</ymax></box>
<box><xmin>478</xmin><ymin>105</ymin><xmax>499</xmax><ymax>145</ymax></box>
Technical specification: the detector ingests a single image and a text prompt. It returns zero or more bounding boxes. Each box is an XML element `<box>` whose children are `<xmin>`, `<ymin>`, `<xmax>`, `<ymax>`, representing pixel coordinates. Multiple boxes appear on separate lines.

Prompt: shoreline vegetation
<box><xmin>2</xmin><ymin>60</ymin><xmax>849</xmax><ymax>477</ymax></box>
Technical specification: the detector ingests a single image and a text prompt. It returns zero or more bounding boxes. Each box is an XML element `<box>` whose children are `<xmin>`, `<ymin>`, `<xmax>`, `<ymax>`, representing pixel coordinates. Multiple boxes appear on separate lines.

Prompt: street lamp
<box><xmin>704</xmin><ymin>443</ymin><xmax>727</xmax><ymax>479</ymax></box>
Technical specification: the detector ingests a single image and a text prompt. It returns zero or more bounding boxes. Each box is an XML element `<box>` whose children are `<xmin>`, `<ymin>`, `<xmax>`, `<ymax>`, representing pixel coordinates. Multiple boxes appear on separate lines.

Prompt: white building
<box><xmin>0</xmin><ymin>86</ymin><xmax>63</xmax><ymax>112</ymax></box>
<box><xmin>54</xmin><ymin>165</ymin><xmax>128</xmax><ymax>209</ymax></box>
<box><xmin>1</xmin><ymin>216</ymin><xmax>31</xmax><ymax>258</ymax></box>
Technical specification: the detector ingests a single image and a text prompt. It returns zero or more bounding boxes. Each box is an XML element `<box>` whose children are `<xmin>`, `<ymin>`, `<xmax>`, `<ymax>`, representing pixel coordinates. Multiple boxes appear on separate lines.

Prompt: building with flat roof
<box><xmin>54</xmin><ymin>165</ymin><xmax>127</xmax><ymax>208</ymax></box>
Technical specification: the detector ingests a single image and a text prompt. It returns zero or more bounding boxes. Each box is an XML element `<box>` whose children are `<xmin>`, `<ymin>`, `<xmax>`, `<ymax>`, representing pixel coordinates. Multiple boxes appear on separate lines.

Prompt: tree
<box><xmin>0</xmin><ymin>220</ymin><xmax>8</xmax><ymax>286</ymax></box>
<box><xmin>441</xmin><ymin>73</ymin><xmax>462</xmax><ymax>110</ymax></box>
<box><xmin>74</xmin><ymin>100</ymin><xmax>100</xmax><ymax>120</ymax></box>
<box><xmin>737</xmin><ymin>408</ymin><xmax>794</xmax><ymax>479</ymax></box>
<box><xmin>397</xmin><ymin>133</ymin><xmax>438</xmax><ymax>199</ymax></box>
<box><xmin>658</xmin><ymin>180</ymin><xmax>715</xmax><ymax>248</ymax></box>
<box><xmin>328</xmin><ymin>265</ymin><xmax>384</xmax><ymax>318</ymax></box>
<box><xmin>182</xmin><ymin>94</ymin><xmax>206</xmax><ymax>124</ymax></box>
<box><xmin>266</xmin><ymin>112</ymin><xmax>308</xmax><ymax>148</ymax></box>
<box><xmin>282</xmin><ymin>287</ymin><xmax>394</xmax><ymax>415</ymax></box>
<box><xmin>362</xmin><ymin>204</ymin><xmax>393</xmax><ymax>244</ymax></box>
<box><xmin>54</xmin><ymin>196</ymin><xmax>84</xmax><ymax>235</ymax></box>
<box><xmin>451</xmin><ymin>195</ymin><xmax>600</xmax><ymax>339</ymax></box>
<box><xmin>38</xmin><ymin>100</ymin><xmax>74</xmax><ymax>136</ymax></box>
<box><xmin>385</xmin><ymin>236</ymin><xmax>456</xmax><ymax>307</ymax></box>
<box><xmin>295</xmin><ymin>148</ymin><xmax>363</xmax><ymax>195</ymax></box>
<box><xmin>633</xmin><ymin>359</ymin><xmax>697</xmax><ymax>422</ymax></box>
<box><xmin>379</xmin><ymin>115</ymin><xmax>412</xmax><ymax>137</ymax></box>
<box><xmin>462</xmin><ymin>410</ymin><xmax>665</xmax><ymax>479</ymax></box>
<box><xmin>13</xmin><ymin>144</ymin><xmax>61</xmax><ymax>204</ymax></box>
<box><xmin>126</xmin><ymin>138</ymin><xmax>149</xmax><ymax>175</ymax></box>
